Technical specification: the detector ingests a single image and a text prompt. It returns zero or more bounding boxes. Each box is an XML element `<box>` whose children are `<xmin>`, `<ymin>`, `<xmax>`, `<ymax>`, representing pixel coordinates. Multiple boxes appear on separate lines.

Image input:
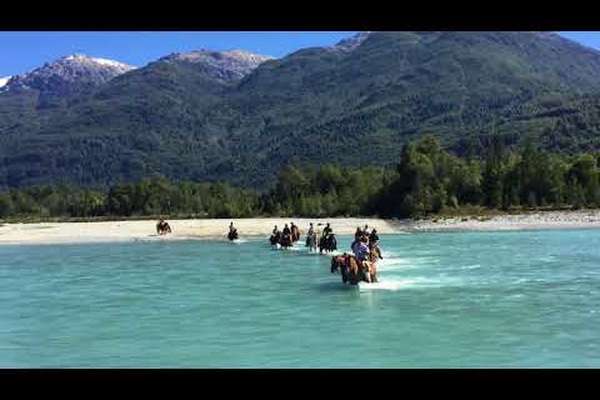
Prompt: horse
<box><xmin>279</xmin><ymin>233</ymin><xmax>293</xmax><ymax>248</ymax></box>
<box><xmin>331</xmin><ymin>254</ymin><xmax>354</xmax><ymax>284</ymax></box>
<box><xmin>319</xmin><ymin>234</ymin><xmax>337</xmax><ymax>254</ymax></box>
<box><xmin>156</xmin><ymin>220</ymin><xmax>172</xmax><ymax>235</ymax></box>
<box><xmin>330</xmin><ymin>254</ymin><xmax>372</xmax><ymax>285</ymax></box>
<box><xmin>305</xmin><ymin>232</ymin><xmax>318</xmax><ymax>251</ymax></box>
<box><xmin>369</xmin><ymin>242</ymin><xmax>383</xmax><ymax>260</ymax></box>
<box><xmin>269</xmin><ymin>232</ymin><xmax>281</xmax><ymax>246</ymax></box>
<box><xmin>291</xmin><ymin>225</ymin><xmax>301</xmax><ymax>243</ymax></box>
<box><xmin>364</xmin><ymin>251</ymin><xmax>379</xmax><ymax>283</ymax></box>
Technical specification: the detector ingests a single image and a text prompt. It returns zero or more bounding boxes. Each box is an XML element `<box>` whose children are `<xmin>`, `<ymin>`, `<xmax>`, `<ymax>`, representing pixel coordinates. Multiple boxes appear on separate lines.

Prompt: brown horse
<box><xmin>291</xmin><ymin>225</ymin><xmax>301</xmax><ymax>242</ymax></box>
<box><xmin>365</xmin><ymin>252</ymin><xmax>379</xmax><ymax>283</ymax></box>
<box><xmin>331</xmin><ymin>255</ymin><xmax>345</xmax><ymax>273</ymax></box>
<box><xmin>331</xmin><ymin>254</ymin><xmax>371</xmax><ymax>285</ymax></box>
<box><xmin>369</xmin><ymin>243</ymin><xmax>383</xmax><ymax>260</ymax></box>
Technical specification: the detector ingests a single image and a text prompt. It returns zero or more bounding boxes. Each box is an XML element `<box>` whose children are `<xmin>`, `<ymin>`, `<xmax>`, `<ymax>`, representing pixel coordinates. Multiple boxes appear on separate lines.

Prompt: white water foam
<box><xmin>358</xmin><ymin>279</ymin><xmax>418</xmax><ymax>291</ymax></box>
<box><xmin>358</xmin><ymin>274</ymin><xmax>467</xmax><ymax>291</ymax></box>
<box><xmin>289</xmin><ymin>245</ymin><xmax>306</xmax><ymax>251</ymax></box>
<box><xmin>459</xmin><ymin>264</ymin><xmax>481</xmax><ymax>270</ymax></box>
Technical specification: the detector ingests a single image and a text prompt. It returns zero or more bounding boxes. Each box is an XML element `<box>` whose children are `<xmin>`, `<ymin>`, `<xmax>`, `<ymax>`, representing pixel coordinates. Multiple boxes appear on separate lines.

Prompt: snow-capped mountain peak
<box><xmin>0</xmin><ymin>76</ymin><xmax>10</xmax><ymax>89</ymax></box>
<box><xmin>3</xmin><ymin>54</ymin><xmax>135</xmax><ymax>97</ymax></box>
<box><xmin>60</xmin><ymin>54</ymin><xmax>135</xmax><ymax>73</ymax></box>
<box><xmin>160</xmin><ymin>49</ymin><xmax>273</xmax><ymax>83</ymax></box>
<box><xmin>334</xmin><ymin>32</ymin><xmax>372</xmax><ymax>52</ymax></box>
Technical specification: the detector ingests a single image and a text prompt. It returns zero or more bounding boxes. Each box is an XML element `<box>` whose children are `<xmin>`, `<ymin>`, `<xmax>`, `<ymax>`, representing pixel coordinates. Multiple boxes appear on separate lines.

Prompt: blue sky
<box><xmin>1</xmin><ymin>31</ymin><xmax>599</xmax><ymax>77</ymax></box>
<box><xmin>0</xmin><ymin>32</ymin><xmax>356</xmax><ymax>77</ymax></box>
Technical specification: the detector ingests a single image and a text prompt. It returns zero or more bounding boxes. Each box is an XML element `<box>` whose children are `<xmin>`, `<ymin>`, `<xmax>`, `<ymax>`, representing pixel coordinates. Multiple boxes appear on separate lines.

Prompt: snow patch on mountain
<box><xmin>60</xmin><ymin>54</ymin><xmax>136</xmax><ymax>73</ymax></box>
<box><xmin>3</xmin><ymin>54</ymin><xmax>135</xmax><ymax>95</ymax></box>
<box><xmin>0</xmin><ymin>76</ymin><xmax>10</xmax><ymax>88</ymax></box>
<box><xmin>333</xmin><ymin>32</ymin><xmax>372</xmax><ymax>51</ymax></box>
<box><xmin>160</xmin><ymin>49</ymin><xmax>273</xmax><ymax>82</ymax></box>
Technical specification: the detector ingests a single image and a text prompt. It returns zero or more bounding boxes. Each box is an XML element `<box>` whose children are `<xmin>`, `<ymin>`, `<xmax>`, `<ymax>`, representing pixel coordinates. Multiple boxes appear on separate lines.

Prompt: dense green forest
<box><xmin>2</xmin><ymin>136</ymin><xmax>600</xmax><ymax>221</ymax></box>
<box><xmin>5</xmin><ymin>32</ymin><xmax>600</xmax><ymax>189</ymax></box>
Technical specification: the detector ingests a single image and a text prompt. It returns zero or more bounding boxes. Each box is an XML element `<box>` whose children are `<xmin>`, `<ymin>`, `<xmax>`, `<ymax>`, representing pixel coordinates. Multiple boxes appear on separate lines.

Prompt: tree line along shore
<box><xmin>2</xmin><ymin>135</ymin><xmax>600</xmax><ymax>223</ymax></box>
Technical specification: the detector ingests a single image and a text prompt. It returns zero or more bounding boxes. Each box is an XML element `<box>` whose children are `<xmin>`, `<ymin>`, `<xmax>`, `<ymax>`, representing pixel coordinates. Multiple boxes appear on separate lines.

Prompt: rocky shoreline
<box><xmin>408</xmin><ymin>210</ymin><xmax>600</xmax><ymax>232</ymax></box>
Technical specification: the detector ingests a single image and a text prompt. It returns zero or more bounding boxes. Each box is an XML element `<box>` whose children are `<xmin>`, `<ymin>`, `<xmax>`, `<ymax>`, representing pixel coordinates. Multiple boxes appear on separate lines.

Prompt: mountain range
<box><xmin>3</xmin><ymin>31</ymin><xmax>600</xmax><ymax>189</ymax></box>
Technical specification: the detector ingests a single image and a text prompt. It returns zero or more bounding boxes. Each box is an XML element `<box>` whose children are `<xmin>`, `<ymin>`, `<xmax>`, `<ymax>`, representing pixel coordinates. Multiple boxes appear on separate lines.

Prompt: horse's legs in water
<box><xmin>370</xmin><ymin>263</ymin><xmax>378</xmax><ymax>283</ymax></box>
<box><xmin>341</xmin><ymin>266</ymin><xmax>349</xmax><ymax>283</ymax></box>
<box><xmin>331</xmin><ymin>258</ymin><xmax>339</xmax><ymax>274</ymax></box>
<box><xmin>362</xmin><ymin>262</ymin><xmax>372</xmax><ymax>283</ymax></box>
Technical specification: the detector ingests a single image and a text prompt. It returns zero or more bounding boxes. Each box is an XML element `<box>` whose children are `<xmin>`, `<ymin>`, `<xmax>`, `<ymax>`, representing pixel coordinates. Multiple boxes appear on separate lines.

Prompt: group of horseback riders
<box><xmin>162</xmin><ymin>218</ymin><xmax>383</xmax><ymax>286</ymax></box>
<box><xmin>269</xmin><ymin>222</ymin><xmax>301</xmax><ymax>248</ymax></box>
<box><xmin>269</xmin><ymin>222</ymin><xmax>338</xmax><ymax>253</ymax></box>
<box><xmin>268</xmin><ymin>221</ymin><xmax>383</xmax><ymax>285</ymax></box>
<box><xmin>330</xmin><ymin>225</ymin><xmax>383</xmax><ymax>285</ymax></box>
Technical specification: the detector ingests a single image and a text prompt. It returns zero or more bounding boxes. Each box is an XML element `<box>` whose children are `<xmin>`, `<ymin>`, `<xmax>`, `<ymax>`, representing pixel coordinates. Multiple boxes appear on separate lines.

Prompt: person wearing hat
<box><xmin>323</xmin><ymin>223</ymin><xmax>332</xmax><ymax>237</ymax></box>
<box><xmin>369</xmin><ymin>228</ymin><xmax>379</xmax><ymax>244</ymax></box>
<box><xmin>355</xmin><ymin>226</ymin><xmax>363</xmax><ymax>241</ymax></box>
<box><xmin>228</xmin><ymin>221</ymin><xmax>238</xmax><ymax>240</ymax></box>
<box><xmin>307</xmin><ymin>223</ymin><xmax>315</xmax><ymax>237</ymax></box>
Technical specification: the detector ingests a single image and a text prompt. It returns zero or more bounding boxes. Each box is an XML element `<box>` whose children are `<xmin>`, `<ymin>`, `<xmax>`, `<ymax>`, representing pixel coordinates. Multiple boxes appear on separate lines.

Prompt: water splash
<box><xmin>358</xmin><ymin>279</ymin><xmax>417</xmax><ymax>291</ymax></box>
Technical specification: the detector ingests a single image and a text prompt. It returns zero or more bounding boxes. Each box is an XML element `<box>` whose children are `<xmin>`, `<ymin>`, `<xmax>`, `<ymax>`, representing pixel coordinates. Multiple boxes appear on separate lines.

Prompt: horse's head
<box><xmin>331</xmin><ymin>256</ymin><xmax>344</xmax><ymax>273</ymax></box>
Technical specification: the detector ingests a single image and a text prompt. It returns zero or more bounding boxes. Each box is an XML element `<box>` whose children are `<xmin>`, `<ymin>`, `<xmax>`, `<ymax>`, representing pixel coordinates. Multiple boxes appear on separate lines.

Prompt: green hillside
<box><xmin>3</xmin><ymin>32</ymin><xmax>600</xmax><ymax>189</ymax></box>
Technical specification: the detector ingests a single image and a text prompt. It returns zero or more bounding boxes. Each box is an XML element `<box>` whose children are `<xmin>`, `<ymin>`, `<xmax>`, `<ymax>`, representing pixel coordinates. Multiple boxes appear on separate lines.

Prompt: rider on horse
<box><xmin>270</xmin><ymin>225</ymin><xmax>281</xmax><ymax>245</ymax></box>
<box><xmin>156</xmin><ymin>219</ymin><xmax>172</xmax><ymax>235</ymax></box>
<box><xmin>322</xmin><ymin>223</ymin><xmax>332</xmax><ymax>237</ymax></box>
<box><xmin>228</xmin><ymin>222</ymin><xmax>238</xmax><ymax>241</ymax></box>
<box><xmin>306</xmin><ymin>223</ymin><xmax>318</xmax><ymax>250</ymax></box>
<box><xmin>290</xmin><ymin>222</ymin><xmax>300</xmax><ymax>242</ymax></box>
<box><xmin>354</xmin><ymin>226</ymin><xmax>363</xmax><ymax>241</ymax></box>
<box><xmin>368</xmin><ymin>229</ymin><xmax>383</xmax><ymax>260</ymax></box>
<box><xmin>279</xmin><ymin>224</ymin><xmax>292</xmax><ymax>248</ymax></box>
<box><xmin>319</xmin><ymin>223</ymin><xmax>337</xmax><ymax>253</ymax></box>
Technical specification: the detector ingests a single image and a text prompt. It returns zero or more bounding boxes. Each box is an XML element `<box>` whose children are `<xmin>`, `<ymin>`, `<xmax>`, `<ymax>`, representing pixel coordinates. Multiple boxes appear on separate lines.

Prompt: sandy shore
<box><xmin>0</xmin><ymin>218</ymin><xmax>400</xmax><ymax>245</ymax></box>
<box><xmin>2</xmin><ymin>211</ymin><xmax>600</xmax><ymax>245</ymax></box>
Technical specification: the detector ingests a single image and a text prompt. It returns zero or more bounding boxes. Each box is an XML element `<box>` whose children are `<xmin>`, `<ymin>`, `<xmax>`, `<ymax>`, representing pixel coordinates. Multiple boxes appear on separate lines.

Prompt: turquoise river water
<box><xmin>1</xmin><ymin>229</ymin><xmax>600</xmax><ymax>367</ymax></box>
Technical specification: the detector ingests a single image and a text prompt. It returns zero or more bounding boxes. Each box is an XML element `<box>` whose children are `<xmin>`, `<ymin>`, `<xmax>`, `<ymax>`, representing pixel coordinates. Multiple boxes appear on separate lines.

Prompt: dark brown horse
<box><xmin>305</xmin><ymin>231</ymin><xmax>318</xmax><ymax>251</ymax></box>
<box><xmin>280</xmin><ymin>233</ymin><xmax>293</xmax><ymax>248</ymax></box>
<box><xmin>320</xmin><ymin>234</ymin><xmax>337</xmax><ymax>254</ymax></box>
<box><xmin>156</xmin><ymin>220</ymin><xmax>172</xmax><ymax>235</ymax></box>
<box><xmin>269</xmin><ymin>232</ymin><xmax>281</xmax><ymax>246</ymax></box>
